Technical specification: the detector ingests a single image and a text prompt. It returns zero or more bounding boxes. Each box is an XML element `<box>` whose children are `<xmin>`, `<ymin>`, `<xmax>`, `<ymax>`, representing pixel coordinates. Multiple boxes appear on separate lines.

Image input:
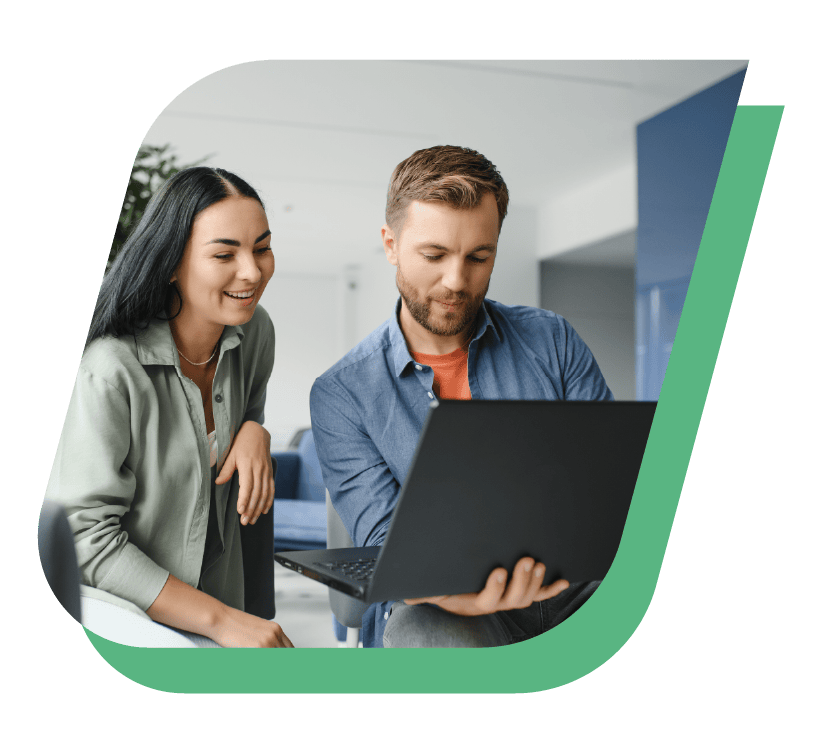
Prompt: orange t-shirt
<box><xmin>411</xmin><ymin>346</ymin><xmax>472</xmax><ymax>400</ymax></box>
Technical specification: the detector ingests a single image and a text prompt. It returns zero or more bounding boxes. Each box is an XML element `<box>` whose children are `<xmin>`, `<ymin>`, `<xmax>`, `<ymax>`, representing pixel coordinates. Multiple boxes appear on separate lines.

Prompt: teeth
<box><xmin>225</xmin><ymin>290</ymin><xmax>255</xmax><ymax>299</ymax></box>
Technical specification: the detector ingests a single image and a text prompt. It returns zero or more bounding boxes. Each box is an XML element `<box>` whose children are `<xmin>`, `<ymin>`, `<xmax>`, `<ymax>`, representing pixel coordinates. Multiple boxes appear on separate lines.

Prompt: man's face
<box><xmin>382</xmin><ymin>193</ymin><xmax>499</xmax><ymax>341</ymax></box>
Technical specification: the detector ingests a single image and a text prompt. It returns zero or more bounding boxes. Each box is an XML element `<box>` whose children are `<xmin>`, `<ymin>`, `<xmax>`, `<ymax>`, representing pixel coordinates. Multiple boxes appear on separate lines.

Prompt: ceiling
<box><xmin>142</xmin><ymin>60</ymin><xmax>747</xmax><ymax>275</ymax></box>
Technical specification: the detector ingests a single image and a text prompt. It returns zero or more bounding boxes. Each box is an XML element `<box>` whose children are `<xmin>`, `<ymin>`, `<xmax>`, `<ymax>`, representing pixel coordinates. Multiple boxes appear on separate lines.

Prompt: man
<box><xmin>310</xmin><ymin>146</ymin><xmax>613</xmax><ymax>648</ymax></box>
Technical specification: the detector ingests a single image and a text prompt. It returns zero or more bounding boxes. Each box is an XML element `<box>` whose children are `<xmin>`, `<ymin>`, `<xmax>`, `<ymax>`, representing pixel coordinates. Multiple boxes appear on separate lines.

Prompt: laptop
<box><xmin>274</xmin><ymin>400</ymin><xmax>656</xmax><ymax>603</ymax></box>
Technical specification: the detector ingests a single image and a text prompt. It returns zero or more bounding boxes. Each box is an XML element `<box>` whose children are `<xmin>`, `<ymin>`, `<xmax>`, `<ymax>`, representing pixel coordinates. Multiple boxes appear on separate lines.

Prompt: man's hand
<box><xmin>215</xmin><ymin>420</ymin><xmax>274</xmax><ymax>525</ymax></box>
<box><xmin>403</xmin><ymin>557</ymin><xmax>569</xmax><ymax>616</ymax></box>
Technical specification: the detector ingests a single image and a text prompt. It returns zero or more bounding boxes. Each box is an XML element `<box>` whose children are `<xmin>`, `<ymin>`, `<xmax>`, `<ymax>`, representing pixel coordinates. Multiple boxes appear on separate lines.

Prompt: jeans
<box><xmin>383</xmin><ymin>581</ymin><xmax>600</xmax><ymax>648</ymax></box>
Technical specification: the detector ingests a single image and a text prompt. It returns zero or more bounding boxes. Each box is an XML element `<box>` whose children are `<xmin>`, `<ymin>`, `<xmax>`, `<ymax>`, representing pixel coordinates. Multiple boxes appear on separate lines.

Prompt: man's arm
<box><xmin>558</xmin><ymin>316</ymin><xmax>614</xmax><ymax>401</ymax></box>
<box><xmin>310</xmin><ymin>376</ymin><xmax>397</xmax><ymax>548</ymax></box>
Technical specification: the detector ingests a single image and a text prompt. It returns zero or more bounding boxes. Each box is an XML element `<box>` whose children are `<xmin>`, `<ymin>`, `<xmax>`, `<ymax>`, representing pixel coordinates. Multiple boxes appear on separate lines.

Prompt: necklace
<box><xmin>176</xmin><ymin>343</ymin><xmax>218</xmax><ymax>366</ymax></box>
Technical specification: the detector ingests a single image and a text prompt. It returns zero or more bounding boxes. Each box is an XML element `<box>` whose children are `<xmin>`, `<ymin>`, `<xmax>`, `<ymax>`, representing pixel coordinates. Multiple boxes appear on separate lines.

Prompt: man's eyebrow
<box><xmin>206</xmin><ymin>230</ymin><xmax>271</xmax><ymax>247</ymax></box>
<box><xmin>416</xmin><ymin>243</ymin><xmax>496</xmax><ymax>253</ymax></box>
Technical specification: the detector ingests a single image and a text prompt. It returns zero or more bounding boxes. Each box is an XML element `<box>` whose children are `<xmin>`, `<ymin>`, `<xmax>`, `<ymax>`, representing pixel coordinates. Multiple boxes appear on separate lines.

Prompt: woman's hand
<box><xmin>215</xmin><ymin>420</ymin><xmax>274</xmax><ymax>525</ymax></box>
<box><xmin>148</xmin><ymin>574</ymin><xmax>294</xmax><ymax>647</ymax></box>
<box><xmin>212</xmin><ymin>604</ymin><xmax>295</xmax><ymax>648</ymax></box>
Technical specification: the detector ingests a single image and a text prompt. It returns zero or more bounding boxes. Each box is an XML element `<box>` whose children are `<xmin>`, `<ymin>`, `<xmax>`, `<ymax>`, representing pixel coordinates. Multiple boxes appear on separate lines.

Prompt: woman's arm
<box><xmin>146</xmin><ymin>574</ymin><xmax>293</xmax><ymax>647</ymax></box>
<box><xmin>49</xmin><ymin>356</ymin><xmax>289</xmax><ymax>647</ymax></box>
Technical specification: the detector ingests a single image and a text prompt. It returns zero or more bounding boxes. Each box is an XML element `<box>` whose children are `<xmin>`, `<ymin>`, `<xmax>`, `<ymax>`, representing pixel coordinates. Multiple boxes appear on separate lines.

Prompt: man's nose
<box><xmin>441</xmin><ymin>258</ymin><xmax>469</xmax><ymax>292</ymax></box>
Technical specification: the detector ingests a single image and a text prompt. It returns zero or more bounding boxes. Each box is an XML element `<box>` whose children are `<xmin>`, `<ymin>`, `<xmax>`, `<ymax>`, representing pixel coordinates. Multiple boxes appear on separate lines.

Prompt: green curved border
<box><xmin>84</xmin><ymin>105</ymin><xmax>783</xmax><ymax>693</ymax></box>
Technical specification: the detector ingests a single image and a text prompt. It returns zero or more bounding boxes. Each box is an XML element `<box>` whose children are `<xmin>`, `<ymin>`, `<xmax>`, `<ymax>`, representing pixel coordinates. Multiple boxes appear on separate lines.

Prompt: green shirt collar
<box><xmin>134</xmin><ymin>319</ymin><xmax>245</xmax><ymax>367</ymax></box>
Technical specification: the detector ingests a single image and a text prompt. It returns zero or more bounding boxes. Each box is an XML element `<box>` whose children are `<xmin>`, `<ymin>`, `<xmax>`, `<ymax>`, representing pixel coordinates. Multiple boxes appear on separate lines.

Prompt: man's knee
<box><xmin>383</xmin><ymin>602</ymin><xmax>511</xmax><ymax>648</ymax></box>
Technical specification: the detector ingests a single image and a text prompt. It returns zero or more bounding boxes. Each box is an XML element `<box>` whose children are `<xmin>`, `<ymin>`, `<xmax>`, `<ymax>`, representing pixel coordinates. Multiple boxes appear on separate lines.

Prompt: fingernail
<box><xmin>241</xmin><ymin>516</ymin><xmax>248</xmax><ymax>524</ymax></box>
<box><xmin>497</xmin><ymin>573</ymin><xmax>506</xmax><ymax>584</ymax></box>
<box><xmin>252</xmin><ymin>517</ymin><xmax>258</xmax><ymax>525</ymax></box>
<box><xmin>524</xmin><ymin>561</ymin><xmax>533</xmax><ymax>572</ymax></box>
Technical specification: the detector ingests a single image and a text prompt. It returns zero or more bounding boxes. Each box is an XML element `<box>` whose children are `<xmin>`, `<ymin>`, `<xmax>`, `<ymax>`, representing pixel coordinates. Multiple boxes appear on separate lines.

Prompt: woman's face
<box><xmin>172</xmin><ymin>196</ymin><xmax>274</xmax><ymax>330</ymax></box>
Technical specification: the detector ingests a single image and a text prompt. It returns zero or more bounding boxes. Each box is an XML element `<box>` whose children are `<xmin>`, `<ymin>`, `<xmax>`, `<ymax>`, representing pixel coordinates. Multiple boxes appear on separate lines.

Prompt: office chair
<box><xmin>38</xmin><ymin>500</ymin><xmax>82</xmax><ymax>623</ymax></box>
<box><xmin>326</xmin><ymin>490</ymin><xmax>367</xmax><ymax>647</ymax></box>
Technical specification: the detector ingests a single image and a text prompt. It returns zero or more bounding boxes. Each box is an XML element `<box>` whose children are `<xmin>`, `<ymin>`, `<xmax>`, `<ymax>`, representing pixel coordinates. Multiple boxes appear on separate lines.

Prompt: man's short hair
<box><xmin>385</xmin><ymin>145</ymin><xmax>509</xmax><ymax>234</ymax></box>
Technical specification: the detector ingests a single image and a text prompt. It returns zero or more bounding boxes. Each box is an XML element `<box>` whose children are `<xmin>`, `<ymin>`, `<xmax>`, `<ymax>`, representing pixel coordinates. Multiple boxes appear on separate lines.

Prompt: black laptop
<box><xmin>274</xmin><ymin>400</ymin><xmax>656</xmax><ymax>603</ymax></box>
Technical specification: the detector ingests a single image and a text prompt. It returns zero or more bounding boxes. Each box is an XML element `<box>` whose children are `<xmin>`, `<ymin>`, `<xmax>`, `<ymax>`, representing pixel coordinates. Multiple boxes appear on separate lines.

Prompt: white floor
<box><xmin>273</xmin><ymin>562</ymin><xmax>346</xmax><ymax>648</ymax></box>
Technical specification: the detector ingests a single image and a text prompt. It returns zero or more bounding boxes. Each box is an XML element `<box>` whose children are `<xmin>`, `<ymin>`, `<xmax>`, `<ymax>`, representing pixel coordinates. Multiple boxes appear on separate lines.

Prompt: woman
<box><xmin>47</xmin><ymin>167</ymin><xmax>293</xmax><ymax>647</ymax></box>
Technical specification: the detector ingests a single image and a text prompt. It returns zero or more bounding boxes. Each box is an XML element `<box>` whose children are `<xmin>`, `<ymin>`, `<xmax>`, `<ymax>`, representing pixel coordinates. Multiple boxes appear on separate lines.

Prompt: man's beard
<box><xmin>396</xmin><ymin>267</ymin><xmax>487</xmax><ymax>338</ymax></box>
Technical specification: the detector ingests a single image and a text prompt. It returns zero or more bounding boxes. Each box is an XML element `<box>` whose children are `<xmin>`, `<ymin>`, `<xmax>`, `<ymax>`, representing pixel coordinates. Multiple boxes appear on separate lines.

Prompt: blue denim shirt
<box><xmin>310</xmin><ymin>299</ymin><xmax>613</xmax><ymax>647</ymax></box>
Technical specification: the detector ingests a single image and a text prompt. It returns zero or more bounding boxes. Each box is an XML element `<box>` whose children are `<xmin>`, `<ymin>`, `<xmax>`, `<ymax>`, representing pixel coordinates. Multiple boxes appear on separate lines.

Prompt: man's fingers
<box><xmin>501</xmin><ymin>557</ymin><xmax>535</xmax><ymax>608</ymax></box>
<box><xmin>535</xmin><ymin>579</ymin><xmax>570</xmax><ymax>602</ymax></box>
<box><xmin>474</xmin><ymin>567</ymin><xmax>508</xmax><ymax>613</ymax></box>
<box><xmin>403</xmin><ymin>595</ymin><xmax>445</xmax><ymax>606</ymax></box>
<box><xmin>521</xmin><ymin>561</ymin><xmax>546</xmax><ymax>606</ymax></box>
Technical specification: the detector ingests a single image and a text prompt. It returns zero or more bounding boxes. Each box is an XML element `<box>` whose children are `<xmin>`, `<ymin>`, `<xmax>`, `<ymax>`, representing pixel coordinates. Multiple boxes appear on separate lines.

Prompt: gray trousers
<box><xmin>383</xmin><ymin>581</ymin><xmax>599</xmax><ymax>648</ymax></box>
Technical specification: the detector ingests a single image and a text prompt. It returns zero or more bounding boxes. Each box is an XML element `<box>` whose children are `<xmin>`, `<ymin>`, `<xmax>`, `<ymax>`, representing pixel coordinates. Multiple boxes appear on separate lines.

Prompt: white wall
<box><xmin>489</xmin><ymin>204</ymin><xmax>539</xmax><ymax>308</ymax></box>
<box><xmin>540</xmin><ymin>262</ymin><xmax>635</xmax><ymax>400</ymax></box>
<box><xmin>539</xmin><ymin>162</ymin><xmax>637</xmax><ymax>259</ymax></box>
<box><xmin>257</xmin><ymin>272</ymin><xmax>343</xmax><ymax>447</ymax></box>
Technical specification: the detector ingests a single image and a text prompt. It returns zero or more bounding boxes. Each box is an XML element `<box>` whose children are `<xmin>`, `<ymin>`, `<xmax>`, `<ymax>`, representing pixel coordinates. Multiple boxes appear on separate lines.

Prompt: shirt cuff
<box><xmin>96</xmin><ymin>542</ymin><xmax>171</xmax><ymax>612</ymax></box>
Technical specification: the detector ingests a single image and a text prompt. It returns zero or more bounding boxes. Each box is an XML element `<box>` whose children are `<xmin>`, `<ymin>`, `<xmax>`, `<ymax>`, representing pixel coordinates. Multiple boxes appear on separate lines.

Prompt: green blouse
<box><xmin>46</xmin><ymin>306</ymin><xmax>275</xmax><ymax>612</ymax></box>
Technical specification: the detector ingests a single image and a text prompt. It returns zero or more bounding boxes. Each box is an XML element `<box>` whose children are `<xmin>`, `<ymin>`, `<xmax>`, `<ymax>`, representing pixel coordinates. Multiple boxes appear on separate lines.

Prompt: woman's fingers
<box><xmin>239</xmin><ymin>460</ymin><xmax>260</xmax><ymax>524</ymax></box>
<box><xmin>215</xmin><ymin>454</ymin><xmax>237</xmax><ymax>486</ymax></box>
<box><xmin>247</xmin><ymin>460</ymin><xmax>273</xmax><ymax>525</ymax></box>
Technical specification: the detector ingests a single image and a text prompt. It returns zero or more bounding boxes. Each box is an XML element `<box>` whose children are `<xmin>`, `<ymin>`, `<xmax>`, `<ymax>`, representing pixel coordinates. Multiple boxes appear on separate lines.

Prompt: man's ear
<box><xmin>382</xmin><ymin>224</ymin><xmax>399</xmax><ymax>266</ymax></box>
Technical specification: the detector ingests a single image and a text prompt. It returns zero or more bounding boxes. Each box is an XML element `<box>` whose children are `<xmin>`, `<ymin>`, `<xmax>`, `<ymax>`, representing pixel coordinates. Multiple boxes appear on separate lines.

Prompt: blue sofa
<box><xmin>272</xmin><ymin>429</ymin><xmax>327</xmax><ymax>552</ymax></box>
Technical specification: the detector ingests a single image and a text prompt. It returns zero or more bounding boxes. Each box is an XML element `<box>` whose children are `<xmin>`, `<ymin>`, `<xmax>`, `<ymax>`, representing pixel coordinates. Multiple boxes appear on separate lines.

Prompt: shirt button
<box><xmin>384</xmin><ymin>611</ymin><xmax>389</xmax><ymax>620</ymax></box>
<box><xmin>427</xmin><ymin>392</ymin><xmax>434</xmax><ymax>399</ymax></box>
<box><xmin>415</xmin><ymin>364</ymin><xmax>422</xmax><ymax>371</ymax></box>
<box><xmin>214</xmin><ymin>395</ymin><xmax>223</xmax><ymax>403</ymax></box>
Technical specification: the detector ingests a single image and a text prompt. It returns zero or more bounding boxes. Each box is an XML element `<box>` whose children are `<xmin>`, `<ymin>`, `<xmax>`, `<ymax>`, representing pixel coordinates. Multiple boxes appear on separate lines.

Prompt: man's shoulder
<box><xmin>314</xmin><ymin>318</ymin><xmax>394</xmax><ymax>387</ymax></box>
<box><xmin>485</xmin><ymin>299</ymin><xmax>569</xmax><ymax>335</ymax></box>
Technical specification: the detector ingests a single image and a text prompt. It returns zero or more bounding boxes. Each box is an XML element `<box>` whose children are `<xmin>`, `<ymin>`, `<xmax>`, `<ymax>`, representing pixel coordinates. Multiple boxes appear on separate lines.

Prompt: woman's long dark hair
<box><xmin>86</xmin><ymin>167</ymin><xmax>264</xmax><ymax>347</ymax></box>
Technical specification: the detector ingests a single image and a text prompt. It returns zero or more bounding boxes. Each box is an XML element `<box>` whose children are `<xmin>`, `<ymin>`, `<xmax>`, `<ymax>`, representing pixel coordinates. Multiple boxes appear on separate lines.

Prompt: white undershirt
<box><xmin>207</xmin><ymin>430</ymin><xmax>217</xmax><ymax>468</ymax></box>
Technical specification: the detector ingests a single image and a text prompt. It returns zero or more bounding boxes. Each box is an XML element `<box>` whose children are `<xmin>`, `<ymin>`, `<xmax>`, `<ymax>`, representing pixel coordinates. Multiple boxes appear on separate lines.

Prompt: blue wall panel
<box><xmin>636</xmin><ymin>69</ymin><xmax>746</xmax><ymax>399</ymax></box>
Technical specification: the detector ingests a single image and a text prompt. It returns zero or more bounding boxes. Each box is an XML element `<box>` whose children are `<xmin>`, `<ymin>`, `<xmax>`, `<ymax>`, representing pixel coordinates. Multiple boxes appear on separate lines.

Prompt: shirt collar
<box><xmin>387</xmin><ymin>297</ymin><xmax>501</xmax><ymax>378</ymax></box>
<box><xmin>134</xmin><ymin>318</ymin><xmax>245</xmax><ymax>367</ymax></box>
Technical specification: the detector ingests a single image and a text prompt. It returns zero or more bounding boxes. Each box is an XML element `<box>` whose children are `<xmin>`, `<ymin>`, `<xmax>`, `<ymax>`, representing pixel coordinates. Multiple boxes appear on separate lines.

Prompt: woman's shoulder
<box><xmin>79</xmin><ymin>333</ymin><xmax>145</xmax><ymax>391</ymax></box>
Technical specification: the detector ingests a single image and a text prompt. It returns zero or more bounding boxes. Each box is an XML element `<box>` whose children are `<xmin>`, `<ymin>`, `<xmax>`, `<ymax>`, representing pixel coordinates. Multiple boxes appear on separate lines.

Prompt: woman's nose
<box><xmin>237</xmin><ymin>251</ymin><xmax>263</xmax><ymax>282</ymax></box>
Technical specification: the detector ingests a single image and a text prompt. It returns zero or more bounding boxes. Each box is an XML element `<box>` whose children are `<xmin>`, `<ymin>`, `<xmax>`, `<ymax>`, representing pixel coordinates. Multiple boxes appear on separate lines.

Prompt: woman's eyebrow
<box><xmin>206</xmin><ymin>230</ymin><xmax>272</xmax><ymax>247</ymax></box>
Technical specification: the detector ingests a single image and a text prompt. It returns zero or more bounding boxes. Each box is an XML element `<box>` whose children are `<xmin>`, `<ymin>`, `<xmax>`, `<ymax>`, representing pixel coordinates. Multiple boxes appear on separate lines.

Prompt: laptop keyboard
<box><xmin>319</xmin><ymin>557</ymin><xmax>377</xmax><ymax>583</ymax></box>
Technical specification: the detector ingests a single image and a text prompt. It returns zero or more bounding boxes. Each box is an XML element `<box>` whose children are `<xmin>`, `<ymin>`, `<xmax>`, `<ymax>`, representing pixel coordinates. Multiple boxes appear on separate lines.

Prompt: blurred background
<box><xmin>134</xmin><ymin>60</ymin><xmax>747</xmax><ymax>446</ymax></box>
